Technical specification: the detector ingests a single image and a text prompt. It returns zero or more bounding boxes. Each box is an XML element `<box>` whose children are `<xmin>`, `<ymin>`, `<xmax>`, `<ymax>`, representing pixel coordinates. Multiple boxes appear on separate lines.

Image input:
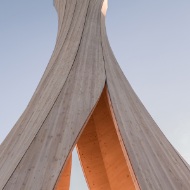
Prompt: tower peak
<box><xmin>102</xmin><ymin>0</ymin><xmax>108</xmax><ymax>16</ymax></box>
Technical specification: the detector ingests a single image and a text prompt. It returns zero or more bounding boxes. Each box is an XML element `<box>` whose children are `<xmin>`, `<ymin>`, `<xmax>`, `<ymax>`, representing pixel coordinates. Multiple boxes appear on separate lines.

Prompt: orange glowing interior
<box><xmin>55</xmin><ymin>87</ymin><xmax>139</xmax><ymax>190</ymax></box>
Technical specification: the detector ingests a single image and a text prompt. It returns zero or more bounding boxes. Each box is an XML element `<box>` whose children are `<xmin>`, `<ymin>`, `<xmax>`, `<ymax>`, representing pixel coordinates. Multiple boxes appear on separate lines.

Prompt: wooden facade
<box><xmin>0</xmin><ymin>0</ymin><xmax>190</xmax><ymax>189</ymax></box>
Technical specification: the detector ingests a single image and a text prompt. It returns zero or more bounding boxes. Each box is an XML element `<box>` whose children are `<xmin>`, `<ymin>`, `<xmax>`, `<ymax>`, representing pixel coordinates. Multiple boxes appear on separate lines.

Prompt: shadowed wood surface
<box><xmin>0</xmin><ymin>0</ymin><xmax>190</xmax><ymax>189</ymax></box>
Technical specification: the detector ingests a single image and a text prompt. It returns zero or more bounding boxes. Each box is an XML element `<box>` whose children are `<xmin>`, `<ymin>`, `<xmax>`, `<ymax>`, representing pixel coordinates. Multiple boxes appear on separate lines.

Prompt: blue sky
<box><xmin>0</xmin><ymin>0</ymin><xmax>190</xmax><ymax>189</ymax></box>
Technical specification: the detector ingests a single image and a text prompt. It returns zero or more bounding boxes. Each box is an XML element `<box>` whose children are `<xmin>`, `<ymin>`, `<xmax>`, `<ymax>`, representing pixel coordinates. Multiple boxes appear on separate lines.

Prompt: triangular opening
<box><xmin>55</xmin><ymin>86</ymin><xmax>139</xmax><ymax>190</ymax></box>
<box><xmin>70</xmin><ymin>148</ymin><xmax>89</xmax><ymax>190</ymax></box>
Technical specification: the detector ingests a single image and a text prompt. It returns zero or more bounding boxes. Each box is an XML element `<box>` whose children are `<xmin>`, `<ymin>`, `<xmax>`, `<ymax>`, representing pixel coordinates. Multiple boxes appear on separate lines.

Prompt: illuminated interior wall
<box><xmin>55</xmin><ymin>87</ymin><xmax>139</xmax><ymax>190</ymax></box>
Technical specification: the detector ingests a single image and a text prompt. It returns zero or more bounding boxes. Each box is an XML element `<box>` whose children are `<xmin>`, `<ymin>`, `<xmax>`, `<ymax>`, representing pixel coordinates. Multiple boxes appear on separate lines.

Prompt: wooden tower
<box><xmin>0</xmin><ymin>0</ymin><xmax>190</xmax><ymax>189</ymax></box>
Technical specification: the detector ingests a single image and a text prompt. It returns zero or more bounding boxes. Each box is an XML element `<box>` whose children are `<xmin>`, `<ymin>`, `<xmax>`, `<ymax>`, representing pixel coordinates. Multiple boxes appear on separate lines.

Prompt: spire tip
<box><xmin>102</xmin><ymin>0</ymin><xmax>108</xmax><ymax>16</ymax></box>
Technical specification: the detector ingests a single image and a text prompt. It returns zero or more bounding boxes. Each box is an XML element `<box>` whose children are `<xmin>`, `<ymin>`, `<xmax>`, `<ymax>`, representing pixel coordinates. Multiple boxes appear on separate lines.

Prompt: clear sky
<box><xmin>0</xmin><ymin>0</ymin><xmax>190</xmax><ymax>189</ymax></box>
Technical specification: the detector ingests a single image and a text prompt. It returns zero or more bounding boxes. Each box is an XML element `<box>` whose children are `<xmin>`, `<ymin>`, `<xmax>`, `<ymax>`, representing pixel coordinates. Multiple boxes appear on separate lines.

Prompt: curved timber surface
<box><xmin>76</xmin><ymin>87</ymin><xmax>137</xmax><ymax>190</ymax></box>
<box><xmin>0</xmin><ymin>0</ymin><xmax>190</xmax><ymax>189</ymax></box>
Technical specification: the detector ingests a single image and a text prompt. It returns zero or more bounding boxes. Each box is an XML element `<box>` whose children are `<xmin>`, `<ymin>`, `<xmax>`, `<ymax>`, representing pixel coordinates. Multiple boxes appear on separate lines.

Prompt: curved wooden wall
<box><xmin>76</xmin><ymin>87</ymin><xmax>137</xmax><ymax>190</ymax></box>
<box><xmin>100</xmin><ymin>2</ymin><xmax>190</xmax><ymax>189</ymax></box>
<box><xmin>0</xmin><ymin>0</ymin><xmax>190</xmax><ymax>189</ymax></box>
<box><xmin>0</xmin><ymin>0</ymin><xmax>105</xmax><ymax>189</ymax></box>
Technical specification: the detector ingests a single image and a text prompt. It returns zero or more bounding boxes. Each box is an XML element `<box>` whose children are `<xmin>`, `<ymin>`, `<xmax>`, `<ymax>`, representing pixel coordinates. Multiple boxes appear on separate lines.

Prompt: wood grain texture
<box><xmin>54</xmin><ymin>154</ymin><xmax>72</xmax><ymax>190</ymax></box>
<box><xmin>77</xmin><ymin>87</ymin><xmax>136</xmax><ymax>190</ymax></box>
<box><xmin>1</xmin><ymin>0</ymin><xmax>190</xmax><ymax>189</ymax></box>
<box><xmin>100</xmin><ymin>5</ymin><xmax>190</xmax><ymax>190</ymax></box>
<box><xmin>77</xmin><ymin>108</ymin><xmax>111</xmax><ymax>190</ymax></box>
<box><xmin>1</xmin><ymin>0</ymin><xmax>105</xmax><ymax>189</ymax></box>
<box><xmin>105</xmin><ymin>88</ymin><xmax>140</xmax><ymax>190</ymax></box>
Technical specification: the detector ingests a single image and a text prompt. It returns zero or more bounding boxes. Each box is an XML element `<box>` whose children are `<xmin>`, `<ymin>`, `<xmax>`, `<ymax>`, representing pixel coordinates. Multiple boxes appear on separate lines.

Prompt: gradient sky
<box><xmin>0</xmin><ymin>0</ymin><xmax>190</xmax><ymax>189</ymax></box>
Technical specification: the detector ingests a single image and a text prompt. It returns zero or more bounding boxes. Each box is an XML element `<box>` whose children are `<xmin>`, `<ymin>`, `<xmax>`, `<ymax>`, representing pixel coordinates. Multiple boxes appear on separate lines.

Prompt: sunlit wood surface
<box><xmin>1</xmin><ymin>0</ymin><xmax>105</xmax><ymax>189</ymax></box>
<box><xmin>0</xmin><ymin>0</ymin><xmax>190</xmax><ymax>189</ymax></box>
